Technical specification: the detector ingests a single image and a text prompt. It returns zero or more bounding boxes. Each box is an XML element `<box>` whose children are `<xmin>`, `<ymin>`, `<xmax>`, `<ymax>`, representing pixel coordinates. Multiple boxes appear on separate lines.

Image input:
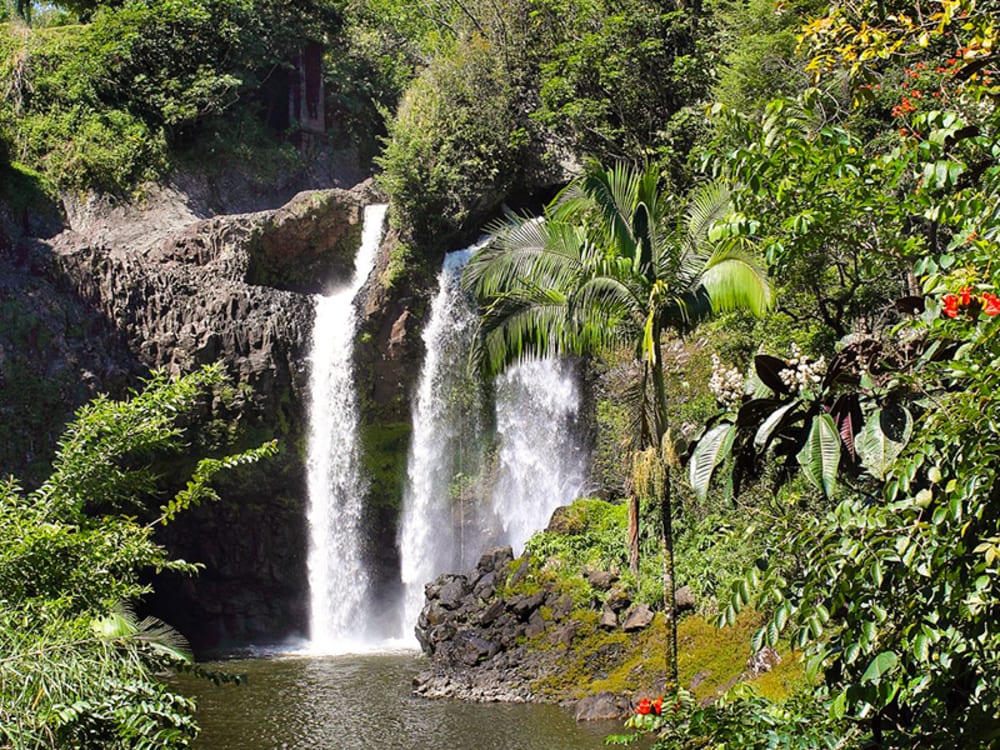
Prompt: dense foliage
<box><xmin>0</xmin><ymin>365</ymin><xmax>276</xmax><ymax>747</ymax></box>
<box><xmin>3</xmin><ymin>0</ymin><xmax>1000</xmax><ymax>746</ymax></box>
<box><xmin>0</xmin><ymin>0</ymin><xmax>341</xmax><ymax>192</ymax></box>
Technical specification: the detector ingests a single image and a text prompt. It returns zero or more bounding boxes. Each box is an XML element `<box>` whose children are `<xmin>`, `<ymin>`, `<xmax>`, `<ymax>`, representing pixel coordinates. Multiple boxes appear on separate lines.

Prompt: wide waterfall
<box><xmin>398</xmin><ymin>244</ymin><xmax>588</xmax><ymax>637</ymax></box>
<box><xmin>305</xmin><ymin>203</ymin><xmax>387</xmax><ymax>653</ymax></box>
<box><xmin>398</xmin><ymin>243</ymin><xmax>487</xmax><ymax>635</ymax></box>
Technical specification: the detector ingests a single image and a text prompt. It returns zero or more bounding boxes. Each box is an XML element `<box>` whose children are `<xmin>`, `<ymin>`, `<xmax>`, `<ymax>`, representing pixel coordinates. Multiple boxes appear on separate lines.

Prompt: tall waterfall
<box><xmin>398</xmin><ymin>245</ymin><xmax>588</xmax><ymax>637</ymax></box>
<box><xmin>491</xmin><ymin>358</ymin><xmax>588</xmax><ymax>552</ymax></box>
<box><xmin>398</xmin><ymin>243</ymin><xmax>486</xmax><ymax>634</ymax></box>
<box><xmin>305</xmin><ymin>203</ymin><xmax>387</xmax><ymax>653</ymax></box>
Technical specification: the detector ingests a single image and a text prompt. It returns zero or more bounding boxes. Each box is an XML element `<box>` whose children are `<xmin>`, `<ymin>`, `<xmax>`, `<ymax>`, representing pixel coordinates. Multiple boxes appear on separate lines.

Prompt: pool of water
<box><xmin>174</xmin><ymin>651</ymin><xmax>627</xmax><ymax>750</ymax></box>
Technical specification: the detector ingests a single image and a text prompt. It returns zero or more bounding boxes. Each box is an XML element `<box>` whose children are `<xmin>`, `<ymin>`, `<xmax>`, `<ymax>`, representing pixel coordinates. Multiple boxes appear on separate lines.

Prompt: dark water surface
<box><xmin>175</xmin><ymin>651</ymin><xmax>624</xmax><ymax>750</ymax></box>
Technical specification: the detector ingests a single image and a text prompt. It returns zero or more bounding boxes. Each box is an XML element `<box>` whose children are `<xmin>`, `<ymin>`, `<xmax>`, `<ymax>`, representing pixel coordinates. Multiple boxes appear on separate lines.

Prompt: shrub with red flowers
<box><xmin>941</xmin><ymin>287</ymin><xmax>1000</xmax><ymax>318</ymax></box>
<box><xmin>635</xmin><ymin>695</ymin><xmax>664</xmax><ymax>716</ymax></box>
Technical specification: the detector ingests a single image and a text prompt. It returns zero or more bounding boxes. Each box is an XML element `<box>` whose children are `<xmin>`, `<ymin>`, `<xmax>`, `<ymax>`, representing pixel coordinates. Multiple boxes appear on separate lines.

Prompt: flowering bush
<box><xmin>941</xmin><ymin>286</ymin><xmax>1000</xmax><ymax>318</ymax></box>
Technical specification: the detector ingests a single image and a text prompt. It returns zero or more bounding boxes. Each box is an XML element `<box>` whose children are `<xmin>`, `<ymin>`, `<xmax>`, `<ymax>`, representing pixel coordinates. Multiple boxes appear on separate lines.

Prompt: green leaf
<box><xmin>688</xmin><ymin>422</ymin><xmax>736</xmax><ymax>501</ymax></box>
<box><xmin>796</xmin><ymin>413</ymin><xmax>840</xmax><ymax>498</ymax></box>
<box><xmin>829</xmin><ymin>689</ymin><xmax>848</xmax><ymax>720</ymax></box>
<box><xmin>754</xmin><ymin>401</ymin><xmax>800</xmax><ymax>451</ymax></box>
<box><xmin>856</xmin><ymin>405</ymin><xmax>912</xmax><ymax>479</ymax></box>
<box><xmin>861</xmin><ymin>651</ymin><xmax>898</xmax><ymax>684</ymax></box>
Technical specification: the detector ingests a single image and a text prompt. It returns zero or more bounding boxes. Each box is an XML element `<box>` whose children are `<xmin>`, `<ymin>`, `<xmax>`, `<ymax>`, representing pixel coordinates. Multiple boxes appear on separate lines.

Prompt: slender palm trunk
<box><xmin>651</xmin><ymin>333</ymin><xmax>678</xmax><ymax>686</ymax></box>
<box><xmin>659</xmin><ymin>472</ymin><xmax>678</xmax><ymax>686</ymax></box>
<box><xmin>627</xmin><ymin>494</ymin><xmax>640</xmax><ymax>577</ymax></box>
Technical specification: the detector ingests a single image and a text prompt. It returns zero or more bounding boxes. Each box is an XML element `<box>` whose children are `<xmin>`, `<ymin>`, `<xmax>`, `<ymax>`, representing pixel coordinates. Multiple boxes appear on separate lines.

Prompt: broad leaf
<box><xmin>861</xmin><ymin>651</ymin><xmax>898</xmax><ymax>684</ymax></box>
<box><xmin>831</xmin><ymin>393</ymin><xmax>862</xmax><ymax>458</ymax></box>
<box><xmin>753</xmin><ymin>401</ymin><xmax>800</xmax><ymax>451</ymax></box>
<box><xmin>754</xmin><ymin>354</ymin><xmax>792</xmax><ymax>395</ymax></box>
<box><xmin>735</xmin><ymin>397</ymin><xmax>784</xmax><ymax>429</ymax></box>
<box><xmin>688</xmin><ymin>422</ymin><xmax>736</xmax><ymax>501</ymax></box>
<box><xmin>856</xmin><ymin>404</ymin><xmax>913</xmax><ymax>479</ymax></box>
<box><xmin>797</xmin><ymin>413</ymin><xmax>840</xmax><ymax>498</ymax></box>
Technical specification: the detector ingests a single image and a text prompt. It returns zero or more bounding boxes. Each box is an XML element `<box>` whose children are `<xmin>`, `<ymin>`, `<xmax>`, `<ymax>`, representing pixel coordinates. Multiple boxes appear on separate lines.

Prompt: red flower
<box><xmin>983</xmin><ymin>293</ymin><xmax>1000</xmax><ymax>316</ymax></box>
<box><xmin>652</xmin><ymin>696</ymin><xmax>664</xmax><ymax>715</ymax></box>
<box><xmin>636</xmin><ymin>698</ymin><xmax>652</xmax><ymax>715</ymax></box>
<box><xmin>961</xmin><ymin>286</ymin><xmax>973</xmax><ymax>306</ymax></box>
<box><xmin>943</xmin><ymin>293</ymin><xmax>960</xmax><ymax>318</ymax></box>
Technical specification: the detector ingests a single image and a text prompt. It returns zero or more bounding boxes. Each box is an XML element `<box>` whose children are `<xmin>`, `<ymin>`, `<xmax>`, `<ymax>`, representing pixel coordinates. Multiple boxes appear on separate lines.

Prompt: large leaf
<box><xmin>796</xmin><ymin>413</ymin><xmax>841</xmax><ymax>498</ymax></box>
<box><xmin>856</xmin><ymin>404</ymin><xmax>913</xmax><ymax>479</ymax></box>
<box><xmin>831</xmin><ymin>393</ymin><xmax>862</xmax><ymax>458</ymax></box>
<box><xmin>753</xmin><ymin>401</ymin><xmax>801</xmax><ymax>451</ymax></box>
<box><xmin>735</xmin><ymin>397</ymin><xmax>785</xmax><ymax>429</ymax></box>
<box><xmin>754</xmin><ymin>354</ymin><xmax>792</xmax><ymax>395</ymax></box>
<box><xmin>688</xmin><ymin>422</ymin><xmax>736</xmax><ymax>501</ymax></box>
<box><xmin>861</xmin><ymin>651</ymin><xmax>898</xmax><ymax>684</ymax></box>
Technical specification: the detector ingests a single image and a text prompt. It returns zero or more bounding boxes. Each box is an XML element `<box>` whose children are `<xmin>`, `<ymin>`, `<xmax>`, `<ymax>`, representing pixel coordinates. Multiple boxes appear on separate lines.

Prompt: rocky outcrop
<box><xmin>412</xmin><ymin>544</ymin><xmax>659</xmax><ymax>715</ymax></box>
<box><xmin>22</xmin><ymin>181</ymin><xmax>383</xmax><ymax>652</ymax></box>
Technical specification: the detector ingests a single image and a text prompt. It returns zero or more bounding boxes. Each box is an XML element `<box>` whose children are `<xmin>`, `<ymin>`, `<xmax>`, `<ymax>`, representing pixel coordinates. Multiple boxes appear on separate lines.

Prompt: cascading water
<box><xmin>398</xmin><ymin>243</ymin><xmax>487</xmax><ymax>636</ymax></box>
<box><xmin>305</xmin><ymin>203</ymin><xmax>387</xmax><ymax>654</ymax></box>
<box><xmin>491</xmin><ymin>358</ymin><xmax>588</xmax><ymax>553</ymax></box>
<box><xmin>398</xmin><ymin>244</ymin><xmax>589</xmax><ymax>636</ymax></box>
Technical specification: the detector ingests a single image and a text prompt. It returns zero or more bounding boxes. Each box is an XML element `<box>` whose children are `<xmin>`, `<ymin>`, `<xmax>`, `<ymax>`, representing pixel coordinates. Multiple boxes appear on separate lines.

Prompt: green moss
<box><xmin>359</xmin><ymin>422</ymin><xmax>411</xmax><ymax>513</ymax></box>
<box><xmin>677</xmin><ymin>609</ymin><xmax>804</xmax><ymax>703</ymax></box>
<box><xmin>379</xmin><ymin>240</ymin><xmax>416</xmax><ymax>290</ymax></box>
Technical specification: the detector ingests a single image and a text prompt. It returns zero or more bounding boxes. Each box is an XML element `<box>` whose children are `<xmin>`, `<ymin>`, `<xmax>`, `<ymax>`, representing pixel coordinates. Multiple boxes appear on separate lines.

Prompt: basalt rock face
<box><xmin>412</xmin><ymin>542</ymin><xmax>658</xmax><ymax>714</ymax></box>
<box><xmin>19</xmin><ymin>180</ymin><xmax>387</xmax><ymax>653</ymax></box>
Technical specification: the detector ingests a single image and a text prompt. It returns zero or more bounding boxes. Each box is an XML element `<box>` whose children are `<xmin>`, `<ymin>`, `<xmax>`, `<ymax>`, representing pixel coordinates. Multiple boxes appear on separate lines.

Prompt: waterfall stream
<box><xmin>305</xmin><ymin>203</ymin><xmax>387</xmax><ymax>653</ymax></box>
<box><xmin>491</xmin><ymin>358</ymin><xmax>588</xmax><ymax>553</ymax></box>
<box><xmin>397</xmin><ymin>245</ymin><xmax>588</xmax><ymax>637</ymax></box>
<box><xmin>398</xmin><ymin>243</ymin><xmax>487</xmax><ymax>636</ymax></box>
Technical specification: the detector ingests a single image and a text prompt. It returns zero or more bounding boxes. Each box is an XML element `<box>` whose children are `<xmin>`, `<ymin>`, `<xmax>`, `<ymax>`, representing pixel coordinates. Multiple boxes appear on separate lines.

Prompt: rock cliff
<box><xmin>2</xmin><ymin>175</ymin><xmax>421</xmax><ymax>652</ymax></box>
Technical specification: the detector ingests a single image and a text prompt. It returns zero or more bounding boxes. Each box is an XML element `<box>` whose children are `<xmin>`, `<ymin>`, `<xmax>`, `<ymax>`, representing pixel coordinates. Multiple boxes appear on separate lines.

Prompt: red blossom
<box><xmin>943</xmin><ymin>293</ymin><xmax>960</xmax><ymax>318</ymax></box>
<box><xmin>983</xmin><ymin>293</ymin><xmax>1000</xmax><ymax>316</ymax></box>
<box><xmin>636</xmin><ymin>698</ymin><xmax>652</xmax><ymax>715</ymax></box>
<box><xmin>961</xmin><ymin>286</ymin><xmax>973</xmax><ymax>306</ymax></box>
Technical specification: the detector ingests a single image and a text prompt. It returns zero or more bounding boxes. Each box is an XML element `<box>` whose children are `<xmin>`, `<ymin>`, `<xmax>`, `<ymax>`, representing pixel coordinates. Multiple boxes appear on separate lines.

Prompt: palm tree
<box><xmin>464</xmin><ymin>161</ymin><xmax>773</xmax><ymax>683</ymax></box>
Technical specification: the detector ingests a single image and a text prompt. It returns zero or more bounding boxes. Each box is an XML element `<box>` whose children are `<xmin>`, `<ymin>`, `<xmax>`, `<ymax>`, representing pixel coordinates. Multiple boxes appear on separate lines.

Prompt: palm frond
<box><xmin>464</xmin><ymin>218</ymin><xmax>583</xmax><ymax>301</ymax></box>
<box><xmin>684</xmin><ymin>180</ymin><xmax>732</xmax><ymax>250</ymax></box>
<box><xmin>699</xmin><ymin>241</ymin><xmax>774</xmax><ymax>317</ymax></box>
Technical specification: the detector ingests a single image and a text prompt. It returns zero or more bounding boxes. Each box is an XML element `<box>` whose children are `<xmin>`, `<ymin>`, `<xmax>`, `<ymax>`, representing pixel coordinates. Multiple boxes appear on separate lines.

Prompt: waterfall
<box><xmin>305</xmin><ymin>203</ymin><xmax>387</xmax><ymax>653</ymax></box>
<box><xmin>491</xmin><ymin>358</ymin><xmax>588</xmax><ymax>553</ymax></box>
<box><xmin>398</xmin><ymin>243</ymin><xmax>486</xmax><ymax>635</ymax></box>
<box><xmin>398</xmin><ymin>243</ymin><xmax>588</xmax><ymax>637</ymax></box>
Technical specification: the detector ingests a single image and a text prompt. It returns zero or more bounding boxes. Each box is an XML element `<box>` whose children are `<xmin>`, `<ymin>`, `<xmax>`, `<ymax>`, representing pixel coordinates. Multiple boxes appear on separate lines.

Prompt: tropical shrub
<box><xmin>0</xmin><ymin>364</ymin><xmax>276</xmax><ymax>748</ymax></box>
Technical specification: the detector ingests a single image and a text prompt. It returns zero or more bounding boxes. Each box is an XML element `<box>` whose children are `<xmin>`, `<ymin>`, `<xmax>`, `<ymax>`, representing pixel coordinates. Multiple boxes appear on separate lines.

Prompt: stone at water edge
<box><xmin>574</xmin><ymin>692</ymin><xmax>630</xmax><ymax>722</ymax></box>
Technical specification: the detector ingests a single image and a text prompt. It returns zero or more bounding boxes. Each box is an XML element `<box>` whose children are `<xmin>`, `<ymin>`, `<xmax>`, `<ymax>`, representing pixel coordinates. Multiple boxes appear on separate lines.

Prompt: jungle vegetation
<box><xmin>2</xmin><ymin>0</ymin><xmax>999</xmax><ymax>747</ymax></box>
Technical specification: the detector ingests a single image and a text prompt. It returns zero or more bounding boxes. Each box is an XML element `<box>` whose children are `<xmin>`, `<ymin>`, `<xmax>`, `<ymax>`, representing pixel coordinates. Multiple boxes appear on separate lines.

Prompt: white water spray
<box><xmin>397</xmin><ymin>244</ymin><xmax>589</xmax><ymax>636</ymax></box>
<box><xmin>398</xmin><ymin>243</ymin><xmax>486</xmax><ymax>636</ymax></box>
<box><xmin>306</xmin><ymin>203</ymin><xmax>387</xmax><ymax>654</ymax></box>
<box><xmin>491</xmin><ymin>358</ymin><xmax>589</xmax><ymax>553</ymax></box>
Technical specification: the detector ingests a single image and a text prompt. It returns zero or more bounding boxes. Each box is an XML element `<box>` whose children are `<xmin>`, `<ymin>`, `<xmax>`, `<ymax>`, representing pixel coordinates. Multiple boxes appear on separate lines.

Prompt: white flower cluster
<box><xmin>779</xmin><ymin>344</ymin><xmax>826</xmax><ymax>394</ymax></box>
<box><xmin>709</xmin><ymin>354</ymin><xmax>744</xmax><ymax>410</ymax></box>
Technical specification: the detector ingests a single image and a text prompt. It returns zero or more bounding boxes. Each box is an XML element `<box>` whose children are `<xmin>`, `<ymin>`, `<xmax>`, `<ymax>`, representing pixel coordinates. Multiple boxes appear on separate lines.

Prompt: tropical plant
<box><xmin>464</xmin><ymin>160</ymin><xmax>772</xmax><ymax>682</ymax></box>
<box><xmin>0</xmin><ymin>364</ymin><xmax>276</xmax><ymax>748</ymax></box>
<box><xmin>688</xmin><ymin>334</ymin><xmax>924</xmax><ymax>507</ymax></box>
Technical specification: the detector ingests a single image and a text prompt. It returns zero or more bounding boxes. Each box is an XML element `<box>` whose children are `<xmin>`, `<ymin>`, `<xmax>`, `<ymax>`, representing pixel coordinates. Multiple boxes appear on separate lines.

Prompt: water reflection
<box><xmin>175</xmin><ymin>652</ymin><xmax>625</xmax><ymax>750</ymax></box>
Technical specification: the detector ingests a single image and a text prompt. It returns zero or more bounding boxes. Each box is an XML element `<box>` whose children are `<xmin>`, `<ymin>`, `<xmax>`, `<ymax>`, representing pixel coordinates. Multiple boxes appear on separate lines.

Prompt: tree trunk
<box><xmin>651</xmin><ymin>332</ymin><xmax>678</xmax><ymax>685</ymax></box>
<box><xmin>660</xmin><ymin>474</ymin><xmax>678</xmax><ymax>686</ymax></box>
<box><xmin>628</xmin><ymin>494</ymin><xmax>640</xmax><ymax>577</ymax></box>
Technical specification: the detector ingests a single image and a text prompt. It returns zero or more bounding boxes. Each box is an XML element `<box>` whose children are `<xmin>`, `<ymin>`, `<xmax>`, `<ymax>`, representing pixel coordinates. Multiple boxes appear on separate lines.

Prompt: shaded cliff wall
<box><xmin>5</xmin><ymin>180</ymin><xmax>403</xmax><ymax>653</ymax></box>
